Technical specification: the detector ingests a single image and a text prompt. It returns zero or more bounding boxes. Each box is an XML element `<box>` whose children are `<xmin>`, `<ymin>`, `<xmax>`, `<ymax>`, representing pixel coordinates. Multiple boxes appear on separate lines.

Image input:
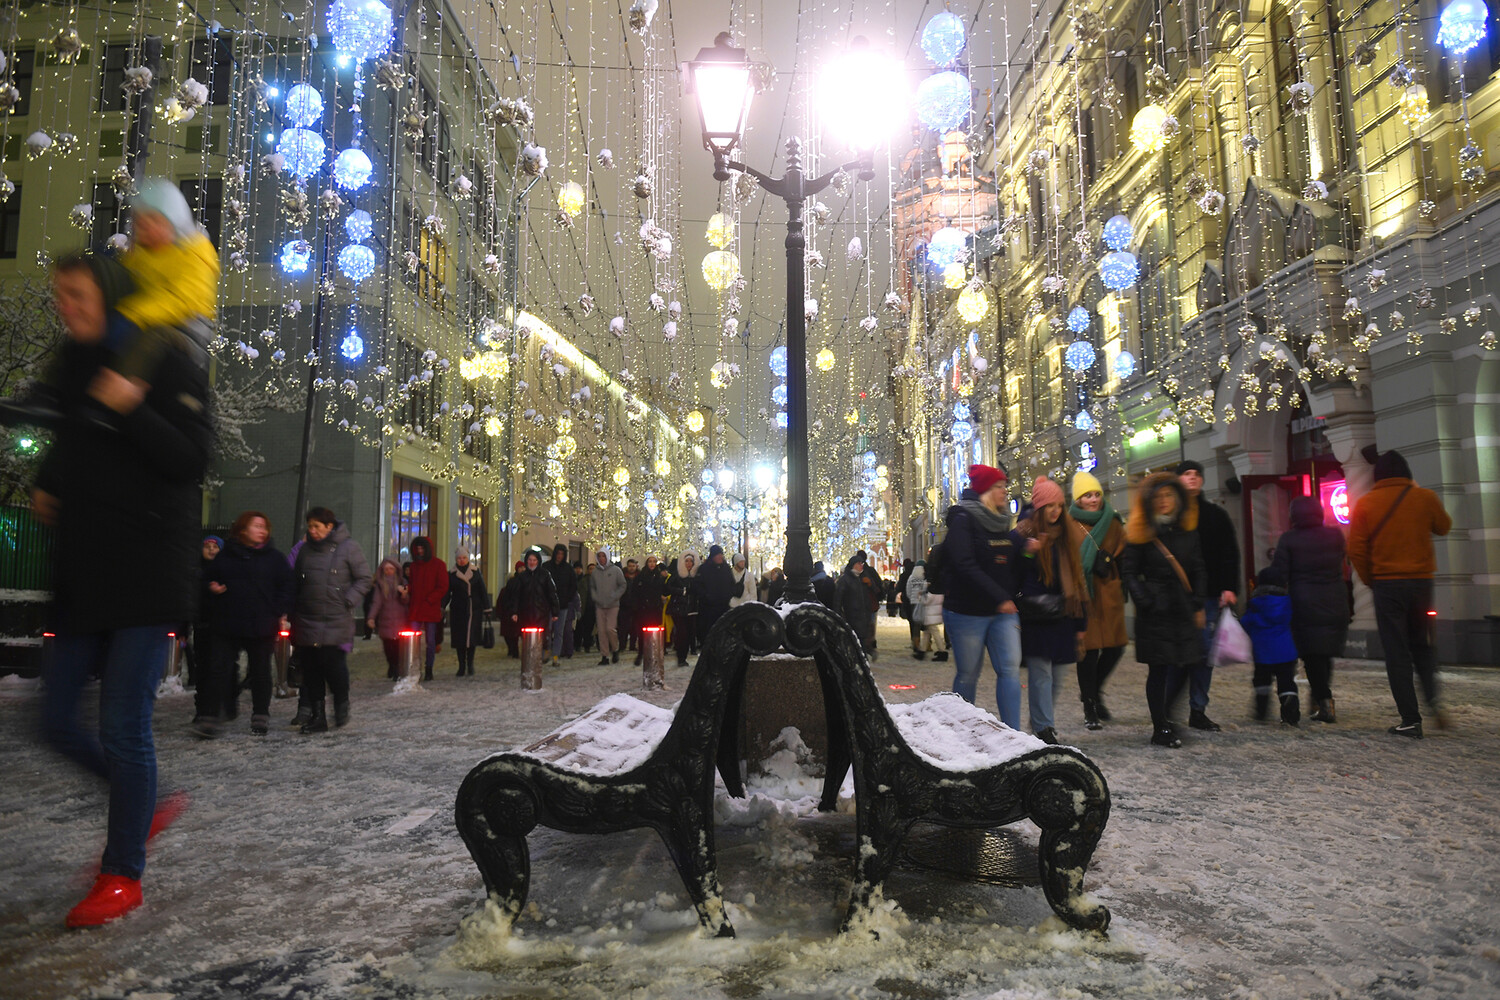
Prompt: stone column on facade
<box><xmin>1320</xmin><ymin>409</ymin><xmax>1377</xmax><ymax>635</ymax></box>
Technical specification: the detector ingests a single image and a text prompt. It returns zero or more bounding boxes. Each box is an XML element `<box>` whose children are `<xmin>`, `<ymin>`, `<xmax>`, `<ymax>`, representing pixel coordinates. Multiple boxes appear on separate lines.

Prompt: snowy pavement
<box><xmin>1</xmin><ymin>614</ymin><xmax>1497</xmax><ymax>1000</ymax></box>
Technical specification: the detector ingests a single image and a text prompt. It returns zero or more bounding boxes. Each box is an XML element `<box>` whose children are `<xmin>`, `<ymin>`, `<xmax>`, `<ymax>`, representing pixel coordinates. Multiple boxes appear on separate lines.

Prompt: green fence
<box><xmin>0</xmin><ymin>505</ymin><xmax>55</xmax><ymax>592</ymax></box>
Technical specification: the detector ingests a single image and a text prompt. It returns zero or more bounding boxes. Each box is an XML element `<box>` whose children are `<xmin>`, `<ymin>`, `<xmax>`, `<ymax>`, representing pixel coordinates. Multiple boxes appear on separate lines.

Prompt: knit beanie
<box><xmin>967</xmin><ymin>464</ymin><xmax>1007</xmax><ymax>495</ymax></box>
<box><xmin>1373</xmin><ymin>449</ymin><xmax>1412</xmax><ymax>481</ymax></box>
<box><xmin>455</xmin><ymin>547</ymin><xmax>470</xmax><ymax>562</ymax></box>
<box><xmin>203</xmin><ymin>535</ymin><xmax>223</xmax><ymax>548</ymax></box>
<box><xmin>1071</xmin><ymin>470</ymin><xmax>1104</xmax><ymax>499</ymax></box>
<box><xmin>709</xmin><ymin>544</ymin><xmax>724</xmax><ymax>558</ymax></box>
<box><xmin>1030</xmin><ymin>476</ymin><xmax>1065</xmax><ymax>508</ymax></box>
<box><xmin>1175</xmin><ymin>459</ymin><xmax>1205</xmax><ymax>476</ymax></box>
<box><xmin>130</xmin><ymin>178</ymin><xmax>198</xmax><ymax>238</ymax></box>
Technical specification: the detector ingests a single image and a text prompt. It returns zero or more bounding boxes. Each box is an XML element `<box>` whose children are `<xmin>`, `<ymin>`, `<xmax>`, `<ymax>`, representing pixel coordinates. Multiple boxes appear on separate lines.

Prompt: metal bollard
<box><xmin>520</xmin><ymin>627</ymin><xmax>546</xmax><ymax>690</ymax></box>
<box><xmin>163</xmin><ymin>631</ymin><xmax>183</xmax><ymax>681</ymax></box>
<box><xmin>641</xmin><ymin>625</ymin><xmax>665</xmax><ymax>689</ymax></box>
<box><xmin>274</xmin><ymin>630</ymin><xmax>295</xmax><ymax>697</ymax></box>
<box><xmin>398</xmin><ymin>629</ymin><xmax>426</xmax><ymax>684</ymax></box>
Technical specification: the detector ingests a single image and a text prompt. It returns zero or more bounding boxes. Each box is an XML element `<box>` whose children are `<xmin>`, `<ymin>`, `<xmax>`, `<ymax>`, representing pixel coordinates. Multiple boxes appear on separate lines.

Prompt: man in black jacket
<box><xmin>544</xmin><ymin>543</ymin><xmax>577</xmax><ymax>664</ymax></box>
<box><xmin>694</xmin><ymin>545</ymin><xmax>737</xmax><ymax>646</ymax></box>
<box><xmin>1176</xmin><ymin>460</ymin><xmax>1242</xmax><ymax>731</ymax></box>
<box><xmin>22</xmin><ymin>252</ymin><xmax>213</xmax><ymax>928</ymax></box>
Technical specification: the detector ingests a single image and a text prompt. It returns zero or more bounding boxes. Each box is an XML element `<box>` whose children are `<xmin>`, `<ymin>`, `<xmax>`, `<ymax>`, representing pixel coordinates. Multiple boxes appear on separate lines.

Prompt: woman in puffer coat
<box><xmin>510</xmin><ymin>549</ymin><xmax>559</xmax><ymax>633</ymax></box>
<box><xmin>366</xmin><ymin>558</ymin><xmax>409</xmax><ymax>679</ymax></box>
<box><xmin>1269</xmin><ymin>496</ymin><xmax>1350</xmax><ymax>722</ymax></box>
<box><xmin>1120</xmin><ymin>473</ymin><xmax>1207</xmax><ymax>748</ymax></box>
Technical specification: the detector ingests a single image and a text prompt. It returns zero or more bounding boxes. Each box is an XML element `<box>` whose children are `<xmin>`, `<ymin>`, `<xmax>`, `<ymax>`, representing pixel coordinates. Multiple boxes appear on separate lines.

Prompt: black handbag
<box><xmin>480</xmin><ymin>611</ymin><xmax>496</xmax><ymax>650</ymax></box>
<box><xmin>1091</xmin><ymin>550</ymin><xmax>1116</xmax><ymax>578</ymax></box>
<box><xmin>1016</xmin><ymin>592</ymin><xmax>1067</xmax><ymax>621</ymax></box>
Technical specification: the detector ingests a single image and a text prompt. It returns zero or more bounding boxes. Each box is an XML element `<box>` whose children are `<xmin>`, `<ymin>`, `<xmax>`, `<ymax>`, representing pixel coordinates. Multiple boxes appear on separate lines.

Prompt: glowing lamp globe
<box><xmin>705</xmin><ymin>212</ymin><xmax>734</xmax><ymax>248</ymax></box>
<box><xmin>1399</xmin><ymin>85</ymin><xmax>1431</xmax><ymax>127</ymax></box>
<box><xmin>1130</xmin><ymin>104</ymin><xmax>1171</xmax><ymax>153</ymax></box>
<box><xmin>337</xmin><ymin>243</ymin><xmax>377</xmax><ymax>282</ymax></box>
<box><xmin>280</xmin><ymin>239</ymin><xmax>313</xmax><ymax>274</ymax></box>
<box><xmin>686</xmin><ymin>410</ymin><xmax>706</xmax><ymax>433</ymax></box>
<box><xmin>1112</xmin><ymin>350</ymin><xmax>1137</xmax><ymax>380</ymax></box>
<box><xmin>654</xmin><ymin>457</ymin><xmax>671</xmax><ymax>476</ymax></box>
<box><xmin>1100</xmin><ymin>250</ymin><xmax>1140</xmax><ymax>291</ymax></box>
<box><xmin>613</xmin><ymin>466</ymin><xmax>631</xmax><ymax>487</ymax></box>
<box><xmin>702</xmin><ymin>249</ymin><xmax>740</xmax><ymax>291</ymax></box>
<box><xmin>1074</xmin><ymin>410</ymin><xmax>1095</xmax><ymax>433</ymax></box>
<box><xmin>1065</xmin><ymin>340</ymin><xmax>1097</xmax><ymax>372</ymax></box>
<box><xmin>484</xmin><ymin>416</ymin><xmax>502</xmax><ymax>436</ymax></box>
<box><xmin>815</xmin><ymin>347</ymin><xmax>836</xmax><ymax>371</ymax></box>
<box><xmin>284</xmin><ymin>83</ymin><xmax>324</xmax><ymax>127</ymax></box>
<box><xmin>333</xmin><ymin>147</ymin><xmax>373</xmax><ymax>190</ymax></box>
<box><xmin>557</xmin><ymin>180</ymin><xmax>585</xmax><ymax>218</ymax></box>
<box><xmin>956</xmin><ymin>280</ymin><xmax>991</xmax><ymax>322</ymax></box>
<box><xmin>771</xmin><ymin>383</ymin><xmax>788</xmax><ymax>406</ymax></box>
<box><xmin>941</xmin><ymin>263</ymin><xmax>967</xmax><ymax>289</ymax></box>
<box><xmin>1067</xmin><ymin>306</ymin><xmax>1091</xmax><ymax>334</ymax></box>
<box><xmin>769</xmin><ymin>345</ymin><xmax>788</xmax><ymax>377</ymax></box>
<box><xmin>277</xmin><ymin>128</ymin><xmax>326</xmax><ymax>180</ymax></box>
<box><xmin>1438</xmin><ymin>0</ymin><xmax>1489</xmax><ymax>54</ymax></box>
<box><xmin>328</xmin><ymin>0</ymin><xmax>394</xmax><ymax>63</ymax></box>
<box><xmin>915</xmin><ymin>71</ymin><xmax>970</xmax><ymax>132</ymax></box>
<box><xmin>344</xmin><ymin>209</ymin><xmax>373</xmax><ymax>243</ymax></box>
<box><xmin>1102</xmin><ymin>214</ymin><xmax>1133</xmax><ymax>251</ymax></box>
<box><xmin>950</xmin><ymin>419</ymin><xmax>974</xmax><ymax>444</ymax></box>
<box><xmin>921</xmin><ymin>11</ymin><xmax>967</xmax><ymax>66</ymax></box>
<box><xmin>340</xmin><ymin>330</ymin><xmax>365</xmax><ymax>361</ymax></box>
<box><xmin>927</xmin><ymin>226</ymin><xmax>970</xmax><ymax>270</ymax></box>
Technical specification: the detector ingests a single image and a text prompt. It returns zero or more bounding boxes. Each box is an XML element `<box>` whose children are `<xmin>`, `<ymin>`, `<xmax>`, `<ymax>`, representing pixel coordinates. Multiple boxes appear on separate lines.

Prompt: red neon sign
<box><xmin>1320</xmin><ymin>479</ymin><xmax>1350</xmax><ymax>525</ymax></box>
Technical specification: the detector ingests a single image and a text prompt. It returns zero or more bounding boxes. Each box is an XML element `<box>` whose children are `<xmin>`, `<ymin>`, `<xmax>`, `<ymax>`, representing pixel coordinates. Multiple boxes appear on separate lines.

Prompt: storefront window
<box><xmin>457</xmin><ymin>494</ymin><xmax>487</xmax><ymax>572</ymax></box>
<box><xmin>390</xmin><ymin>476</ymin><xmax>436</xmax><ymax>562</ymax></box>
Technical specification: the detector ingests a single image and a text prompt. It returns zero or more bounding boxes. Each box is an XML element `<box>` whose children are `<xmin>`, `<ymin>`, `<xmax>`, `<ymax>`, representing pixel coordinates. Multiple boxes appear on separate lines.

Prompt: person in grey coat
<box><xmin>290</xmin><ymin>507</ymin><xmax>372</xmax><ymax>734</ymax></box>
<box><xmin>589</xmin><ymin>549</ymin><xmax>627</xmax><ymax>664</ymax></box>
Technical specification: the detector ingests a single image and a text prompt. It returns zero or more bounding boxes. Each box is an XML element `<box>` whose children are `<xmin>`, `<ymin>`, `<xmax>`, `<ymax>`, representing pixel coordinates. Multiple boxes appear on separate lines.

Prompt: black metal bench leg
<box><xmin>454</xmin><ymin>776</ymin><xmax>538</xmax><ymax>927</ymax></box>
<box><xmin>840</xmin><ymin>813</ymin><xmax>905</xmax><ymax>935</ymax></box>
<box><xmin>657</xmin><ymin>817</ymin><xmax>735</xmax><ymax>938</ymax></box>
<box><xmin>1027</xmin><ymin>769</ymin><xmax>1112</xmax><ymax>933</ymax></box>
<box><xmin>816</xmin><ymin>653</ymin><xmax>852</xmax><ymax>811</ymax></box>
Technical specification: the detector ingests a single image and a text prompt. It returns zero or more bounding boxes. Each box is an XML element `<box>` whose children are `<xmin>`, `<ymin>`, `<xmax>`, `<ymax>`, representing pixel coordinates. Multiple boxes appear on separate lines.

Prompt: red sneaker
<box><xmin>65</xmin><ymin>874</ymin><xmax>142</xmax><ymax>928</ymax></box>
<box><xmin>148</xmin><ymin>790</ymin><xmax>190</xmax><ymax>842</ymax></box>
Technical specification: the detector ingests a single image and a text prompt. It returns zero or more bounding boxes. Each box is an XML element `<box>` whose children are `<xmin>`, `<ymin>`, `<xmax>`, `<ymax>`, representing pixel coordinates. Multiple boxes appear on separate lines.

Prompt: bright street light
<box><xmin>819</xmin><ymin>36</ymin><xmax>907</xmax><ymax>153</ymax></box>
<box><xmin>753</xmin><ymin>465</ymin><xmax>775</xmax><ymax>491</ymax></box>
<box><xmin>718</xmin><ymin>468</ymin><xmax>737</xmax><ymax>490</ymax></box>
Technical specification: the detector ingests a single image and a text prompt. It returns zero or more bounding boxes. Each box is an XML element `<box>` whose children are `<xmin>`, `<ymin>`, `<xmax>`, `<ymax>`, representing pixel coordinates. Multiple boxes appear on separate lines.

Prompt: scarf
<box><xmin>1069</xmin><ymin>500</ymin><xmax>1120</xmax><ymax>596</ymax></box>
<box><xmin>1036</xmin><ymin>514</ymin><xmax>1088</xmax><ymax>618</ymax></box>
<box><xmin>957</xmin><ymin>495</ymin><xmax>1012</xmax><ymax>535</ymax></box>
<box><xmin>454</xmin><ymin>561</ymin><xmax>475</xmax><ymax>584</ymax></box>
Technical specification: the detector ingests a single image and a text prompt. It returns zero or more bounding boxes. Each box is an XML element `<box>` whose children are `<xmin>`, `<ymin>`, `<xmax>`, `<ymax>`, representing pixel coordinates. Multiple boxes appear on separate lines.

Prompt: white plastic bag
<box><xmin>1210</xmin><ymin>608</ymin><xmax>1252</xmax><ymax>667</ymax></box>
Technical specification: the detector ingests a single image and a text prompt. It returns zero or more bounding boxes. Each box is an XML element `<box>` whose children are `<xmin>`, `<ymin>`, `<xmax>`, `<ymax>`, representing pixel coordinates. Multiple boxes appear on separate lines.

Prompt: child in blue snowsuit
<box><xmin>1239</xmin><ymin>563</ymin><xmax>1300</xmax><ymax>724</ymax></box>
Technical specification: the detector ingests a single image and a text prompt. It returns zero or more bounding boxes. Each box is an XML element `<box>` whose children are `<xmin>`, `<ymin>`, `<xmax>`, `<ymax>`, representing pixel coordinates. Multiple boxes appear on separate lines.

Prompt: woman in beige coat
<box><xmin>1070</xmin><ymin>471</ymin><xmax>1128</xmax><ymax>729</ymax></box>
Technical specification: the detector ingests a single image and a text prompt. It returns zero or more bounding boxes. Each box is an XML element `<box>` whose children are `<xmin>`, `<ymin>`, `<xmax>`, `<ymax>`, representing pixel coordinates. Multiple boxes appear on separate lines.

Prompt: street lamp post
<box><xmin>686</xmin><ymin>33</ymin><xmax>901</xmax><ymax>605</ymax></box>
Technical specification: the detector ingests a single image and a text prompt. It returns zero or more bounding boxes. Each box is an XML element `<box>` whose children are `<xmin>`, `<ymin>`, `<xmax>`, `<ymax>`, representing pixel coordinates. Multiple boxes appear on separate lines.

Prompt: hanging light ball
<box><xmin>328</xmin><ymin>0</ymin><xmax>395</xmax><ymax>63</ymax></box>
<box><xmin>341</xmin><ymin>329</ymin><xmax>365</xmax><ymax>361</ymax></box>
<box><xmin>1102</xmin><ymin>214</ymin><xmax>1133</xmax><ymax>251</ymax></box>
<box><xmin>344</xmin><ymin>209</ymin><xmax>373</xmax><ymax>243</ymax></box>
<box><xmin>771</xmin><ymin>383</ymin><xmax>789</xmax><ymax>406</ymax></box>
<box><xmin>1113</xmin><ymin>350</ymin><xmax>1137</xmax><ymax>380</ymax></box>
<box><xmin>1067</xmin><ymin>306</ymin><xmax>1092</xmax><ymax>334</ymax></box>
<box><xmin>702</xmin><ymin>250</ymin><xmax>741</xmax><ymax>291</ymax></box>
<box><xmin>705</xmin><ymin>212</ymin><xmax>734</xmax><ymax>249</ymax></box>
<box><xmin>1065</xmin><ymin>340</ymin><xmax>1097</xmax><ymax>372</ymax></box>
<box><xmin>915</xmin><ymin>71</ymin><xmax>971</xmax><ymax>133</ymax></box>
<box><xmin>815</xmin><ymin>347</ymin><xmax>836</xmax><ymax>371</ymax></box>
<box><xmin>654</xmin><ymin>457</ymin><xmax>672</xmax><ymax>476</ymax></box>
<box><xmin>920</xmin><ymin>11</ymin><xmax>967</xmax><ymax>66</ymax></box>
<box><xmin>1074</xmin><ymin>410</ymin><xmax>1096</xmax><ymax>433</ymax></box>
<box><xmin>557</xmin><ymin>180</ymin><xmax>585</xmax><ymax>218</ymax></box>
<box><xmin>942</xmin><ymin>263</ymin><xmax>968</xmax><ymax>289</ymax></box>
<box><xmin>333</xmin><ymin>147</ymin><xmax>373</xmax><ymax>190</ymax></box>
<box><xmin>926</xmin><ymin>225</ymin><xmax>970</xmax><ymax>270</ymax></box>
<box><xmin>1100</xmin><ymin>250</ymin><xmax>1140</xmax><ymax>291</ymax></box>
<box><xmin>276</xmin><ymin>128</ymin><xmax>326</xmax><ymax>180</ymax></box>
<box><xmin>774</xmin><ymin>412</ymin><xmax>789</xmax><ymax>429</ymax></box>
<box><xmin>1438</xmin><ymin>0</ymin><xmax>1489</xmax><ymax>54</ymax></box>
<box><xmin>612</xmin><ymin>466</ymin><xmax>631</xmax><ymax>487</ymax></box>
<box><xmin>709</xmin><ymin>360</ymin><xmax>734</xmax><ymax>388</ymax></box>
<box><xmin>1130</xmin><ymin>104</ymin><xmax>1172</xmax><ymax>153</ymax></box>
<box><xmin>954</xmin><ymin>400</ymin><xmax>972</xmax><ymax>420</ymax></box>
<box><xmin>699</xmin><ymin>484</ymin><xmax>717</xmax><ymax>504</ymax></box>
<box><xmin>950</xmin><ymin>419</ymin><xmax>974</xmax><ymax>444</ymax></box>
<box><xmin>280</xmin><ymin>240</ymin><xmax>313</xmax><ymax>275</ymax></box>
<box><xmin>1398</xmin><ymin>84</ymin><xmax>1430</xmax><ymax>127</ymax></box>
<box><xmin>956</xmin><ymin>280</ymin><xmax>992</xmax><ymax>322</ymax></box>
<box><xmin>337</xmin><ymin>243</ymin><xmax>377</xmax><ymax>282</ymax></box>
<box><xmin>686</xmin><ymin>410</ymin><xmax>706</xmax><ymax>433</ymax></box>
<box><xmin>284</xmin><ymin>83</ymin><xmax>324</xmax><ymax>127</ymax></box>
<box><xmin>769</xmin><ymin>345</ymin><xmax>788</xmax><ymax>377</ymax></box>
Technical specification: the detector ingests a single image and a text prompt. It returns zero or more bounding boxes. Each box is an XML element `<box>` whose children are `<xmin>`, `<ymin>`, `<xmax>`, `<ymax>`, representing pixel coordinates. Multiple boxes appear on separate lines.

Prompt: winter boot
<box><xmin>1034</xmin><ymin>727</ymin><xmax>1059</xmax><ymax>745</ymax></box>
<box><xmin>1279</xmin><ymin>692</ymin><xmax>1301</xmax><ymax>726</ymax></box>
<box><xmin>250</xmin><ymin>713</ymin><xmax>269</xmax><ymax>736</ymax></box>
<box><xmin>65</xmin><ymin>874</ymin><xmax>142</xmax><ymax>928</ymax></box>
<box><xmin>1387</xmin><ymin>720</ymin><xmax>1423</xmax><ymax>739</ymax></box>
<box><xmin>1253</xmin><ymin>688</ymin><xmax>1271</xmax><ymax>721</ymax></box>
<box><xmin>333</xmin><ymin>701</ymin><xmax>350</xmax><ymax>728</ymax></box>
<box><xmin>598</xmin><ymin>656</ymin><xmax>610</xmax><ymax>665</ymax></box>
<box><xmin>189</xmin><ymin>716</ymin><xmax>220</xmax><ymax>740</ymax></box>
<box><xmin>1083</xmin><ymin>700</ymin><xmax>1103</xmax><ymax>731</ymax></box>
<box><xmin>1150</xmin><ymin>727</ymin><xmax>1183</xmax><ymax>748</ymax></box>
<box><xmin>612</xmin><ymin>651</ymin><xmax>619</xmax><ymax>664</ymax></box>
<box><xmin>912</xmin><ymin>649</ymin><xmax>926</xmax><ymax>660</ymax></box>
<box><xmin>1311</xmin><ymin>697</ymin><xmax>1337</xmax><ymax>723</ymax></box>
<box><xmin>933</xmin><ymin>650</ymin><xmax>948</xmax><ymax>662</ymax></box>
<box><xmin>1188</xmin><ymin>709</ymin><xmax>1221</xmax><ymax>731</ymax></box>
<box><xmin>289</xmin><ymin>702</ymin><xmax>313</xmax><ymax>728</ymax></box>
<box><xmin>300</xmin><ymin>702</ymin><xmax>329</xmax><ymax>734</ymax></box>
<box><xmin>1094</xmin><ymin>696</ymin><xmax>1112</xmax><ymax>722</ymax></box>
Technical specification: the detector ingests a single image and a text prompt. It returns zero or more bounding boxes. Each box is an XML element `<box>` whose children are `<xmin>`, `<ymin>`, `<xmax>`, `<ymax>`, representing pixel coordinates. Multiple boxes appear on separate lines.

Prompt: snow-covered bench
<box><xmin>454</xmin><ymin>602</ymin><xmax>781</xmax><ymax>938</ymax></box>
<box><xmin>782</xmin><ymin>602</ymin><xmax>1113</xmax><ymax>934</ymax></box>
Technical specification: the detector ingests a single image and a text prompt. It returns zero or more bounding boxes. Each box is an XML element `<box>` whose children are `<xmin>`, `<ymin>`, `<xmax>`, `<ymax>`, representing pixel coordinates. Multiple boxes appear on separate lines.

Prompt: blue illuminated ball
<box><xmin>921</xmin><ymin>11</ymin><xmax>967</xmax><ymax>66</ymax></box>
<box><xmin>328</xmin><ymin>0</ymin><xmax>394</xmax><ymax>63</ymax></box>
<box><xmin>926</xmin><ymin>226</ymin><xmax>970</xmax><ymax>270</ymax></box>
<box><xmin>277</xmin><ymin>128</ymin><xmax>326</xmax><ymax>180</ymax></box>
<box><xmin>1074</xmin><ymin>410</ymin><xmax>1095</xmax><ymax>433</ymax></box>
<box><xmin>280</xmin><ymin>239</ymin><xmax>312</xmax><ymax>274</ymax></box>
<box><xmin>1438</xmin><ymin>0</ymin><xmax>1489</xmax><ymax>54</ymax></box>
<box><xmin>915</xmin><ymin>71</ymin><xmax>970</xmax><ymax>132</ymax></box>
<box><xmin>769</xmin><ymin>345</ymin><xmax>788</xmax><ymax>377</ymax></box>
<box><xmin>862</xmin><ymin>450</ymin><xmax>878</xmax><ymax>469</ymax></box>
<box><xmin>771</xmin><ymin>383</ymin><xmax>788</xmax><ymax>406</ymax></box>
<box><xmin>1112</xmin><ymin>350</ymin><xmax>1137</xmax><ymax>380</ymax></box>
<box><xmin>341</xmin><ymin>330</ymin><xmax>365</xmax><ymax>361</ymax></box>
<box><xmin>953</xmin><ymin>400</ymin><xmax>971</xmax><ymax>420</ymax></box>
<box><xmin>1102</xmin><ymin>214</ymin><xmax>1133</xmax><ymax>251</ymax></box>
<box><xmin>1100</xmin><ymin>250</ymin><xmax>1140</xmax><ymax>291</ymax></box>
<box><xmin>699</xmin><ymin>484</ymin><xmax>716</xmax><ymax>503</ymax></box>
<box><xmin>344</xmin><ymin>209</ymin><xmax>373</xmax><ymax>243</ymax></box>
<box><xmin>333</xmin><ymin>147</ymin><xmax>373</xmax><ymax>191</ymax></box>
<box><xmin>774</xmin><ymin>412</ymin><xmax>788</xmax><ymax>429</ymax></box>
<box><xmin>338</xmin><ymin>243</ymin><xmax>377</xmax><ymax>282</ymax></box>
<box><xmin>284</xmin><ymin>84</ymin><xmax>324</xmax><ymax>127</ymax></box>
<box><xmin>1067</xmin><ymin>306</ymin><xmax>1091</xmax><ymax>334</ymax></box>
<box><xmin>1065</xmin><ymin>340</ymin><xmax>1097</xmax><ymax>372</ymax></box>
<box><xmin>950</xmin><ymin>419</ymin><xmax>974</xmax><ymax>444</ymax></box>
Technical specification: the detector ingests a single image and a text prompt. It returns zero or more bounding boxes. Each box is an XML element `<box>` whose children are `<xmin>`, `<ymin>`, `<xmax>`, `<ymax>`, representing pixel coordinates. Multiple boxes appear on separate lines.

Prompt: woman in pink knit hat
<box><xmin>1012</xmin><ymin>476</ymin><xmax>1089</xmax><ymax>744</ymax></box>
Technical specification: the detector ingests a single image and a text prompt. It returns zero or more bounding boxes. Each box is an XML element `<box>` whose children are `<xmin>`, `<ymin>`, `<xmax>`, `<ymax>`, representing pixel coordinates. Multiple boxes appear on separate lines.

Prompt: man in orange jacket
<box><xmin>1348</xmin><ymin>449</ymin><xmax>1452</xmax><ymax>738</ymax></box>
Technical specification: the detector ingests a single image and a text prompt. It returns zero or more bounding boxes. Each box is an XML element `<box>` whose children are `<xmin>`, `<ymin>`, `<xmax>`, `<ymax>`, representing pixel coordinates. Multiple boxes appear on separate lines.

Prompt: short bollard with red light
<box><xmin>520</xmin><ymin>627</ymin><xmax>545</xmax><ymax>690</ymax></box>
<box><xmin>641</xmin><ymin>625</ymin><xmax>665</xmax><ymax>689</ymax></box>
<box><xmin>274</xmin><ymin>630</ymin><xmax>295</xmax><ymax>698</ymax></box>
<box><xmin>398</xmin><ymin>629</ymin><xmax>426</xmax><ymax>683</ymax></box>
<box><xmin>163</xmin><ymin>631</ymin><xmax>182</xmax><ymax>681</ymax></box>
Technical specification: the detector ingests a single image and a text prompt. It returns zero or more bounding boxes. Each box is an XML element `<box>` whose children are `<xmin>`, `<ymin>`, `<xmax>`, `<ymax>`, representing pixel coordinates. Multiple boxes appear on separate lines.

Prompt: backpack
<box><xmin>924</xmin><ymin>539</ymin><xmax>948</xmax><ymax>595</ymax></box>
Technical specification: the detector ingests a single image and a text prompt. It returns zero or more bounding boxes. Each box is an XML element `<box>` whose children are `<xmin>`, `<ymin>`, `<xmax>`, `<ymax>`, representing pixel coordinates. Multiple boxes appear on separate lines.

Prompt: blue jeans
<box><xmin>944</xmin><ymin>609</ymin><xmax>1022</xmax><ymax>729</ymax></box>
<box><xmin>551</xmin><ymin>602</ymin><xmax>577</xmax><ymax>657</ymax></box>
<box><xmin>414</xmin><ymin>621</ymin><xmax>441</xmax><ymax>675</ymax></box>
<box><xmin>42</xmin><ymin>626</ymin><xmax>172</xmax><ymax>880</ymax></box>
<box><xmin>1024</xmin><ymin>655</ymin><xmax>1071</xmax><ymax>733</ymax></box>
<box><xmin>1184</xmin><ymin>597</ymin><xmax>1220</xmax><ymax>711</ymax></box>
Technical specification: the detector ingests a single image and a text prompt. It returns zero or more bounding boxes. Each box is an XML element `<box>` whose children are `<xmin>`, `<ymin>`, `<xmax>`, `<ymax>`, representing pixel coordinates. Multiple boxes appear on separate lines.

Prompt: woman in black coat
<box><xmin>445</xmin><ymin>547</ymin><xmax>491</xmax><ymax>677</ymax></box>
<box><xmin>1270</xmin><ymin>496</ymin><xmax>1349</xmax><ymax>722</ymax></box>
<box><xmin>497</xmin><ymin>560</ymin><xmax>523</xmax><ymax>657</ymax></box>
<box><xmin>509</xmin><ymin>550</ymin><xmax>559</xmax><ymax>632</ymax></box>
<box><xmin>1120</xmin><ymin>473</ymin><xmax>1207</xmax><ymax>748</ymax></box>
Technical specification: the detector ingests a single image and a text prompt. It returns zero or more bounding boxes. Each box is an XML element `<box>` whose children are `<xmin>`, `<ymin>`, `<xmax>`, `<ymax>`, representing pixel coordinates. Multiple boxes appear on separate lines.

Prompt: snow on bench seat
<box><xmin>886</xmin><ymin>693</ymin><xmax>1044</xmax><ymax>771</ymax></box>
<box><xmin>516</xmin><ymin>693</ymin><xmax>673</xmax><ymax>776</ymax></box>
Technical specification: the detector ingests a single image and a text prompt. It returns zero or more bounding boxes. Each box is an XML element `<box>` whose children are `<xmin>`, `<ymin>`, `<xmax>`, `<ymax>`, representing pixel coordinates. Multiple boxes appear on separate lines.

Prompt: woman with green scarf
<box><xmin>1070</xmin><ymin>471</ymin><xmax>1128</xmax><ymax>729</ymax></box>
